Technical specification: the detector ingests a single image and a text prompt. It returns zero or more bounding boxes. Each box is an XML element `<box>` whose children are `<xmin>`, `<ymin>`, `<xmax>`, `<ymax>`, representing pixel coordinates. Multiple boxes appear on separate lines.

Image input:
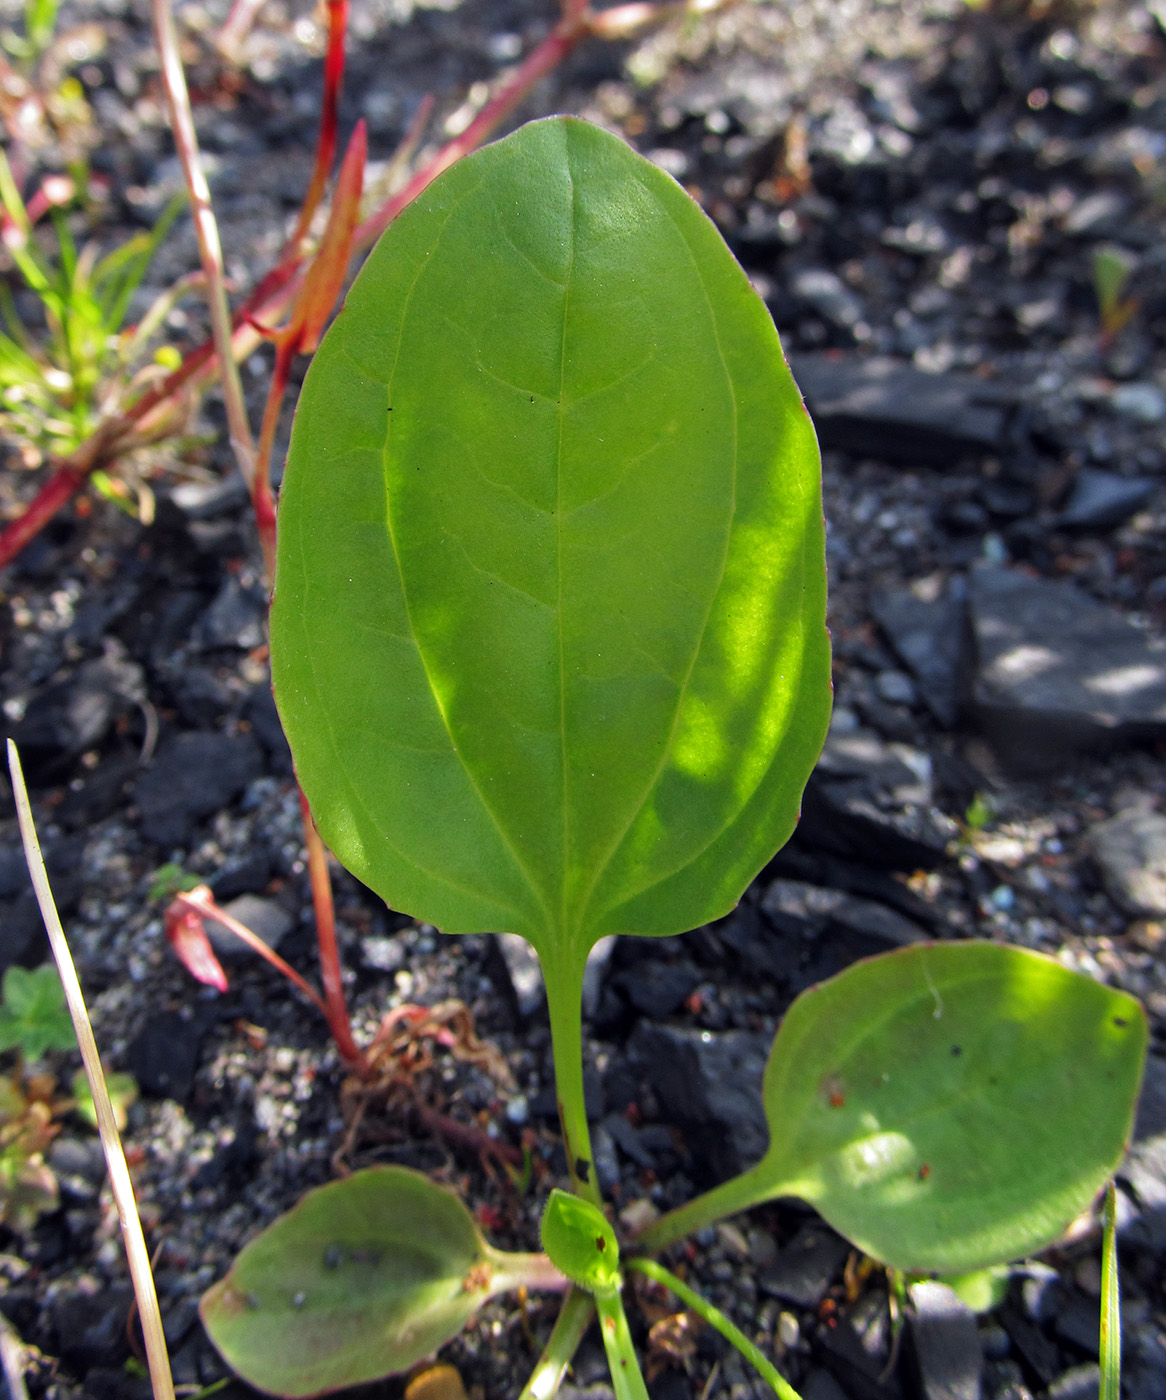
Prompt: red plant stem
<box><xmin>249</xmin><ymin>331</ymin><xmax>293</xmax><ymax>580</ymax></box>
<box><xmin>289</xmin><ymin>0</ymin><xmax>349</xmax><ymax>252</ymax></box>
<box><xmin>299</xmin><ymin>788</ymin><xmax>368</xmax><ymax>1075</ymax></box>
<box><xmin>0</xmin><ymin>463</ymin><xmax>89</xmax><ymax>562</ymax></box>
<box><xmin>171</xmin><ymin>890</ymin><xmax>330</xmax><ymax>1019</ymax></box>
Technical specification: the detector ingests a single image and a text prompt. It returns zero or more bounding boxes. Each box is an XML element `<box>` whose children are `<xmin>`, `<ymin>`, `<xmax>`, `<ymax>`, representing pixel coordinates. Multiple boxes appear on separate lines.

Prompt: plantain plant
<box><xmin>200</xmin><ymin>117</ymin><xmax>1147</xmax><ymax>1399</ymax></box>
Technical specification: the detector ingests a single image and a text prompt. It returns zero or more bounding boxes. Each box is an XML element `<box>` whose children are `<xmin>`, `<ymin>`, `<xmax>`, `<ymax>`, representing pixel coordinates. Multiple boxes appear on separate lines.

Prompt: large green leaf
<box><xmin>200</xmin><ymin>1166</ymin><xmax>553</xmax><ymax>1398</ymax></box>
<box><xmin>270</xmin><ymin>116</ymin><xmax>829</xmax><ymax>963</ymax></box>
<box><xmin>737</xmin><ymin>943</ymin><xmax>1146</xmax><ymax>1273</ymax></box>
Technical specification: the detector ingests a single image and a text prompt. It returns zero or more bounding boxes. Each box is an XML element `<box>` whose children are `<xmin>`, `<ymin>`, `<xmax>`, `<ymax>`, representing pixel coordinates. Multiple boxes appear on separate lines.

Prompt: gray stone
<box><xmin>787</xmin><ymin>352</ymin><xmax>1007</xmax><ymax>463</ymax></box>
<box><xmin>204</xmin><ymin>893</ymin><xmax>293</xmax><ymax>960</ymax></box>
<box><xmin>625</xmin><ymin>1022</ymin><xmax>769</xmax><ymax>1183</ymax></box>
<box><xmin>491</xmin><ymin>933</ymin><xmax>613</xmax><ymax>1019</ymax></box>
<box><xmin>493</xmin><ymin>932</ymin><xmax>544</xmax><ymax>1019</ymax></box>
<box><xmin>1059</xmin><ymin>468</ymin><xmax>1156</xmax><ymax>531</ymax></box>
<box><xmin>1089</xmin><ymin>808</ymin><xmax>1166</xmax><ymax>916</ymax></box>
<box><xmin>875</xmin><ymin>669</ymin><xmax>918</xmax><ymax>706</ymax></box>
<box><xmin>1120</xmin><ymin>1054</ymin><xmax>1166</xmax><ymax>1251</ymax></box>
<box><xmin>132</xmin><ymin>731</ymin><xmax>264</xmax><ymax>847</ymax></box>
<box><xmin>908</xmin><ymin>1281</ymin><xmax>982</xmax><ymax>1400</ymax></box>
<box><xmin>1046</xmin><ymin>1365</ymin><xmax>1100</xmax><ymax>1400</ymax></box>
<box><xmin>761</xmin><ymin>1222</ymin><xmax>851</xmax><ymax>1307</ymax></box>
<box><xmin>802</xmin><ymin>1373</ymin><xmax>850</xmax><ymax>1400</ymax></box>
<box><xmin>967</xmin><ymin>565</ymin><xmax>1166</xmax><ymax>766</ymax></box>
<box><xmin>1110</xmin><ymin>383</ymin><xmax>1166</xmax><ymax>424</ymax></box>
<box><xmin>762</xmin><ymin>878</ymin><xmax>928</xmax><ymax>949</ymax></box>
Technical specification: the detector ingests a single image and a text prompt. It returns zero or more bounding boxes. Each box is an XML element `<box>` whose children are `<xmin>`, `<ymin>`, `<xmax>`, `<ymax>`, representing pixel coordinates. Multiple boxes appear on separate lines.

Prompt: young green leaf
<box><xmin>640</xmin><ymin>943</ymin><xmax>1146</xmax><ymax>1274</ymax></box>
<box><xmin>201</xmin><ymin>1166</ymin><xmax>564</xmax><ymax>1398</ymax></box>
<box><xmin>540</xmin><ymin>1188</ymin><xmax>621</xmax><ymax>1296</ymax></box>
<box><xmin>0</xmin><ymin>964</ymin><xmax>76</xmax><ymax>1059</ymax></box>
<box><xmin>271</xmin><ymin>115</ymin><xmax>830</xmax><ymax>969</ymax></box>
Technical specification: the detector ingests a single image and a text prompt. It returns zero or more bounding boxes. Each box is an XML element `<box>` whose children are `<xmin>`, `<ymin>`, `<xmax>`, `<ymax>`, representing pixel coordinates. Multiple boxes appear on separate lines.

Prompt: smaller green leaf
<box><xmin>201</xmin><ymin>1166</ymin><xmax>558</xmax><ymax>1398</ymax></box>
<box><xmin>0</xmin><ymin>964</ymin><xmax>76</xmax><ymax>1060</ymax></box>
<box><xmin>540</xmin><ymin>1189</ymin><xmax>620</xmax><ymax>1297</ymax></box>
<box><xmin>735</xmin><ymin>943</ymin><xmax>1147</xmax><ymax>1274</ymax></box>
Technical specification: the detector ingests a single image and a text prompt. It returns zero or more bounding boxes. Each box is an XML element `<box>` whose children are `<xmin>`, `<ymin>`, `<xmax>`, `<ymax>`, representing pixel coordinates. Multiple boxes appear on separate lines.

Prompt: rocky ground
<box><xmin>1</xmin><ymin>0</ymin><xmax>1165</xmax><ymax>1397</ymax></box>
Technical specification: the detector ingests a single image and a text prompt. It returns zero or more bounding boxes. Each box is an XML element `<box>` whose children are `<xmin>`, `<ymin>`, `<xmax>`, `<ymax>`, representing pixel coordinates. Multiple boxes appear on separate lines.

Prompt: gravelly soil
<box><xmin>1</xmin><ymin>0</ymin><xmax>1165</xmax><ymax>1397</ymax></box>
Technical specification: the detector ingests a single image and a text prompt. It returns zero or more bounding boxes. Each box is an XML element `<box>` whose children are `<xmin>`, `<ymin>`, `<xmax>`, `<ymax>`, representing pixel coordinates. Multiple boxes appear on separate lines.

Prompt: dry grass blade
<box><xmin>0</xmin><ymin>1310</ymin><xmax>31</xmax><ymax>1400</ymax></box>
<box><xmin>6</xmin><ymin>739</ymin><xmax>177</xmax><ymax>1400</ymax></box>
<box><xmin>151</xmin><ymin>0</ymin><xmax>255</xmax><ymax>491</ymax></box>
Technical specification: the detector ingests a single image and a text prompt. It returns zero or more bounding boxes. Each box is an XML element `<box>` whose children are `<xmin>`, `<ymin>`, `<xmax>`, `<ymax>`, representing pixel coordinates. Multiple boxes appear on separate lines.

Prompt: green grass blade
<box><xmin>1099</xmin><ymin>1181</ymin><xmax>1120</xmax><ymax>1400</ymax></box>
<box><xmin>627</xmin><ymin>1258</ymin><xmax>802</xmax><ymax>1400</ymax></box>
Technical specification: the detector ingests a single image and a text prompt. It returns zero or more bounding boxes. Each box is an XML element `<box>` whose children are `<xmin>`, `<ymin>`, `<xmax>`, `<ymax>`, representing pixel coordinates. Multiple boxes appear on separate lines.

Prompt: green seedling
<box><xmin>1092</xmin><ymin>244</ymin><xmax>1137</xmax><ymax>341</ymax></box>
<box><xmin>198</xmin><ymin>117</ymin><xmax>1146</xmax><ymax>1398</ymax></box>
<box><xmin>0</xmin><ymin>0</ymin><xmax>61</xmax><ymax>65</ymax></box>
<box><xmin>0</xmin><ymin>151</ymin><xmax>185</xmax><ymax>489</ymax></box>
<box><xmin>0</xmin><ymin>1069</ymin><xmax>59</xmax><ymax>1229</ymax></box>
<box><xmin>0</xmin><ymin>962</ymin><xmax>75</xmax><ymax>1060</ymax></box>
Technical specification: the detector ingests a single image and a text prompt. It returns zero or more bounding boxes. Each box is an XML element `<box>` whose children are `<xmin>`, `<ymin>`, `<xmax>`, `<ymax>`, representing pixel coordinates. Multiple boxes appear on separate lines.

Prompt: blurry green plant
<box><xmin>0</xmin><ymin>1068</ymin><xmax>59</xmax><ymax>1229</ymax></box>
<box><xmin>0</xmin><ymin>0</ymin><xmax>62</xmax><ymax>66</ymax></box>
<box><xmin>0</xmin><ymin>152</ymin><xmax>187</xmax><ymax>510</ymax></box>
<box><xmin>0</xmin><ymin>964</ymin><xmax>74</xmax><ymax>1229</ymax></box>
<box><xmin>0</xmin><ymin>963</ymin><xmax>75</xmax><ymax>1060</ymax></box>
<box><xmin>1092</xmin><ymin>244</ymin><xmax>1137</xmax><ymax>341</ymax></box>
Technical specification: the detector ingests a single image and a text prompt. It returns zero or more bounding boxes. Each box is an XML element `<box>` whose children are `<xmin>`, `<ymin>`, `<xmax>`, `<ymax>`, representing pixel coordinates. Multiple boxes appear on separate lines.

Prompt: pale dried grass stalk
<box><xmin>151</xmin><ymin>0</ymin><xmax>256</xmax><ymax>489</ymax></box>
<box><xmin>6</xmin><ymin>740</ymin><xmax>177</xmax><ymax>1400</ymax></box>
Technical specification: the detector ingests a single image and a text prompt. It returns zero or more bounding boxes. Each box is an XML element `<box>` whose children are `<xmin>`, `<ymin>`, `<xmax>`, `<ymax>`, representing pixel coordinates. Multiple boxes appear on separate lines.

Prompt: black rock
<box><xmin>132</xmin><ymin>730</ymin><xmax>264</xmax><ymax>847</ymax></box>
<box><xmin>1119</xmin><ymin>1053</ymin><xmax>1166</xmax><ymax>1251</ymax></box>
<box><xmin>1050</xmin><ymin>1288</ymin><xmax>1099</xmax><ymax>1356</ymax></box>
<box><xmin>125</xmin><ymin>1006</ymin><xmax>217</xmax><ymax>1101</ymax></box>
<box><xmin>1058</xmin><ymin>469</ymin><xmax>1156</xmax><ymax>532</ymax></box>
<box><xmin>210</xmin><ymin>851</ymin><xmax>274</xmax><ymax>900</ymax></box>
<box><xmin>787</xmin><ymin>352</ymin><xmax>1007</xmax><ymax>463</ymax></box>
<box><xmin>760</xmin><ymin>1222</ymin><xmax>851</xmax><ymax>1307</ymax></box>
<box><xmin>50</xmin><ymin>1285</ymin><xmax>135</xmax><ymax>1370</ymax></box>
<box><xmin>624</xmin><ymin>1022</ymin><xmax>769</xmax><ymax>1183</ymax></box>
<box><xmin>797</xmin><ymin>775</ymin><xmax>957</xmax><ymax>872</ymax></box>
<box><xmin>54</xmin><ymin>751</ymin><xmax>140</xmax><ymax>828</ymax></box>
<box><xmin>0</xmin><ymin>894</ymin><xmax>49</xmax><ymax>976</ymax></box>
<box><xmin>803</xmin><ymin>1372</ymin><xmax>851</xmax><ymax>1400</ymax></box>
<box><xmin>821</xmin><ymin>1289</ymin><xmax>904</xmax><ymax>1400</ymax></box>
<box><xmin>907</xmin><ymin>1281</ymin><xmax>983</xmax><ymax>1400</ymax></box>
<box><xmin>245</xmin><ymin>683</ymin><xmax>294</xmax><ymax>773</ymax></box>
<box><xmin>998</xmin><ymin>1303</ymin><xmax>1059</xmax><ymax>1387</ymax></box>
<box><xmin>612</xmin><ymin>960</ymin><xmax>701</xmax><ymax>1018</ymax></box>
<box><xmin>190</xmin><ymin>1122</ymin><xmax>259</xmax><ymax>1189</ymax></box>
<box><xmin>194</xmin><ymin>575</ymin><xmax>268</xmax><ymax>651</ymax></box>
<box><xmin>7</xmin><ymin>640</ymin><xmax>146</xmax><ymax>772</ymax></box>
<box><xmin>170</xmin><ymin>664</ymin><xmax>235</xmax><ymax>727</ymax></box>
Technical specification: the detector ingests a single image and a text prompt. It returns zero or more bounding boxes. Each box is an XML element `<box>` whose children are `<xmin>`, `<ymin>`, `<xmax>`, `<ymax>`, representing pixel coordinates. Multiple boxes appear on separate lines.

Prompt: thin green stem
<box><xmin>632</xmin><ymin>1158</ymin><xmax>784</xmax><ymax>1255</ymax></box>
<box><xmin>487</xmin><ymin>1250</ymin><xmax>571</xmax><ymax>1298</ymax></box>
<box><xmin>628</xmin><ymin>1259</ymin><xmax>803</xmax><ymax>1400</ymax></box>
<box><xmin>1100</xmin><ymin>1181</ymin><xmax>1120</xmax><ymax>1400</ymax></box>
<box><xmin>595</xmin><ymin>1290</ymin><xmax>649</xmax><ymax>1400</ymax></box>
<box><xmin>518</xmin><ymin>1287</ymin><xmax>595</xmax><ymax>1400</ymax></box>
<box><xmin>544</xmin><ymin>946</ymin><xmax>602</xmax><ymax>1207</ymax></box>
